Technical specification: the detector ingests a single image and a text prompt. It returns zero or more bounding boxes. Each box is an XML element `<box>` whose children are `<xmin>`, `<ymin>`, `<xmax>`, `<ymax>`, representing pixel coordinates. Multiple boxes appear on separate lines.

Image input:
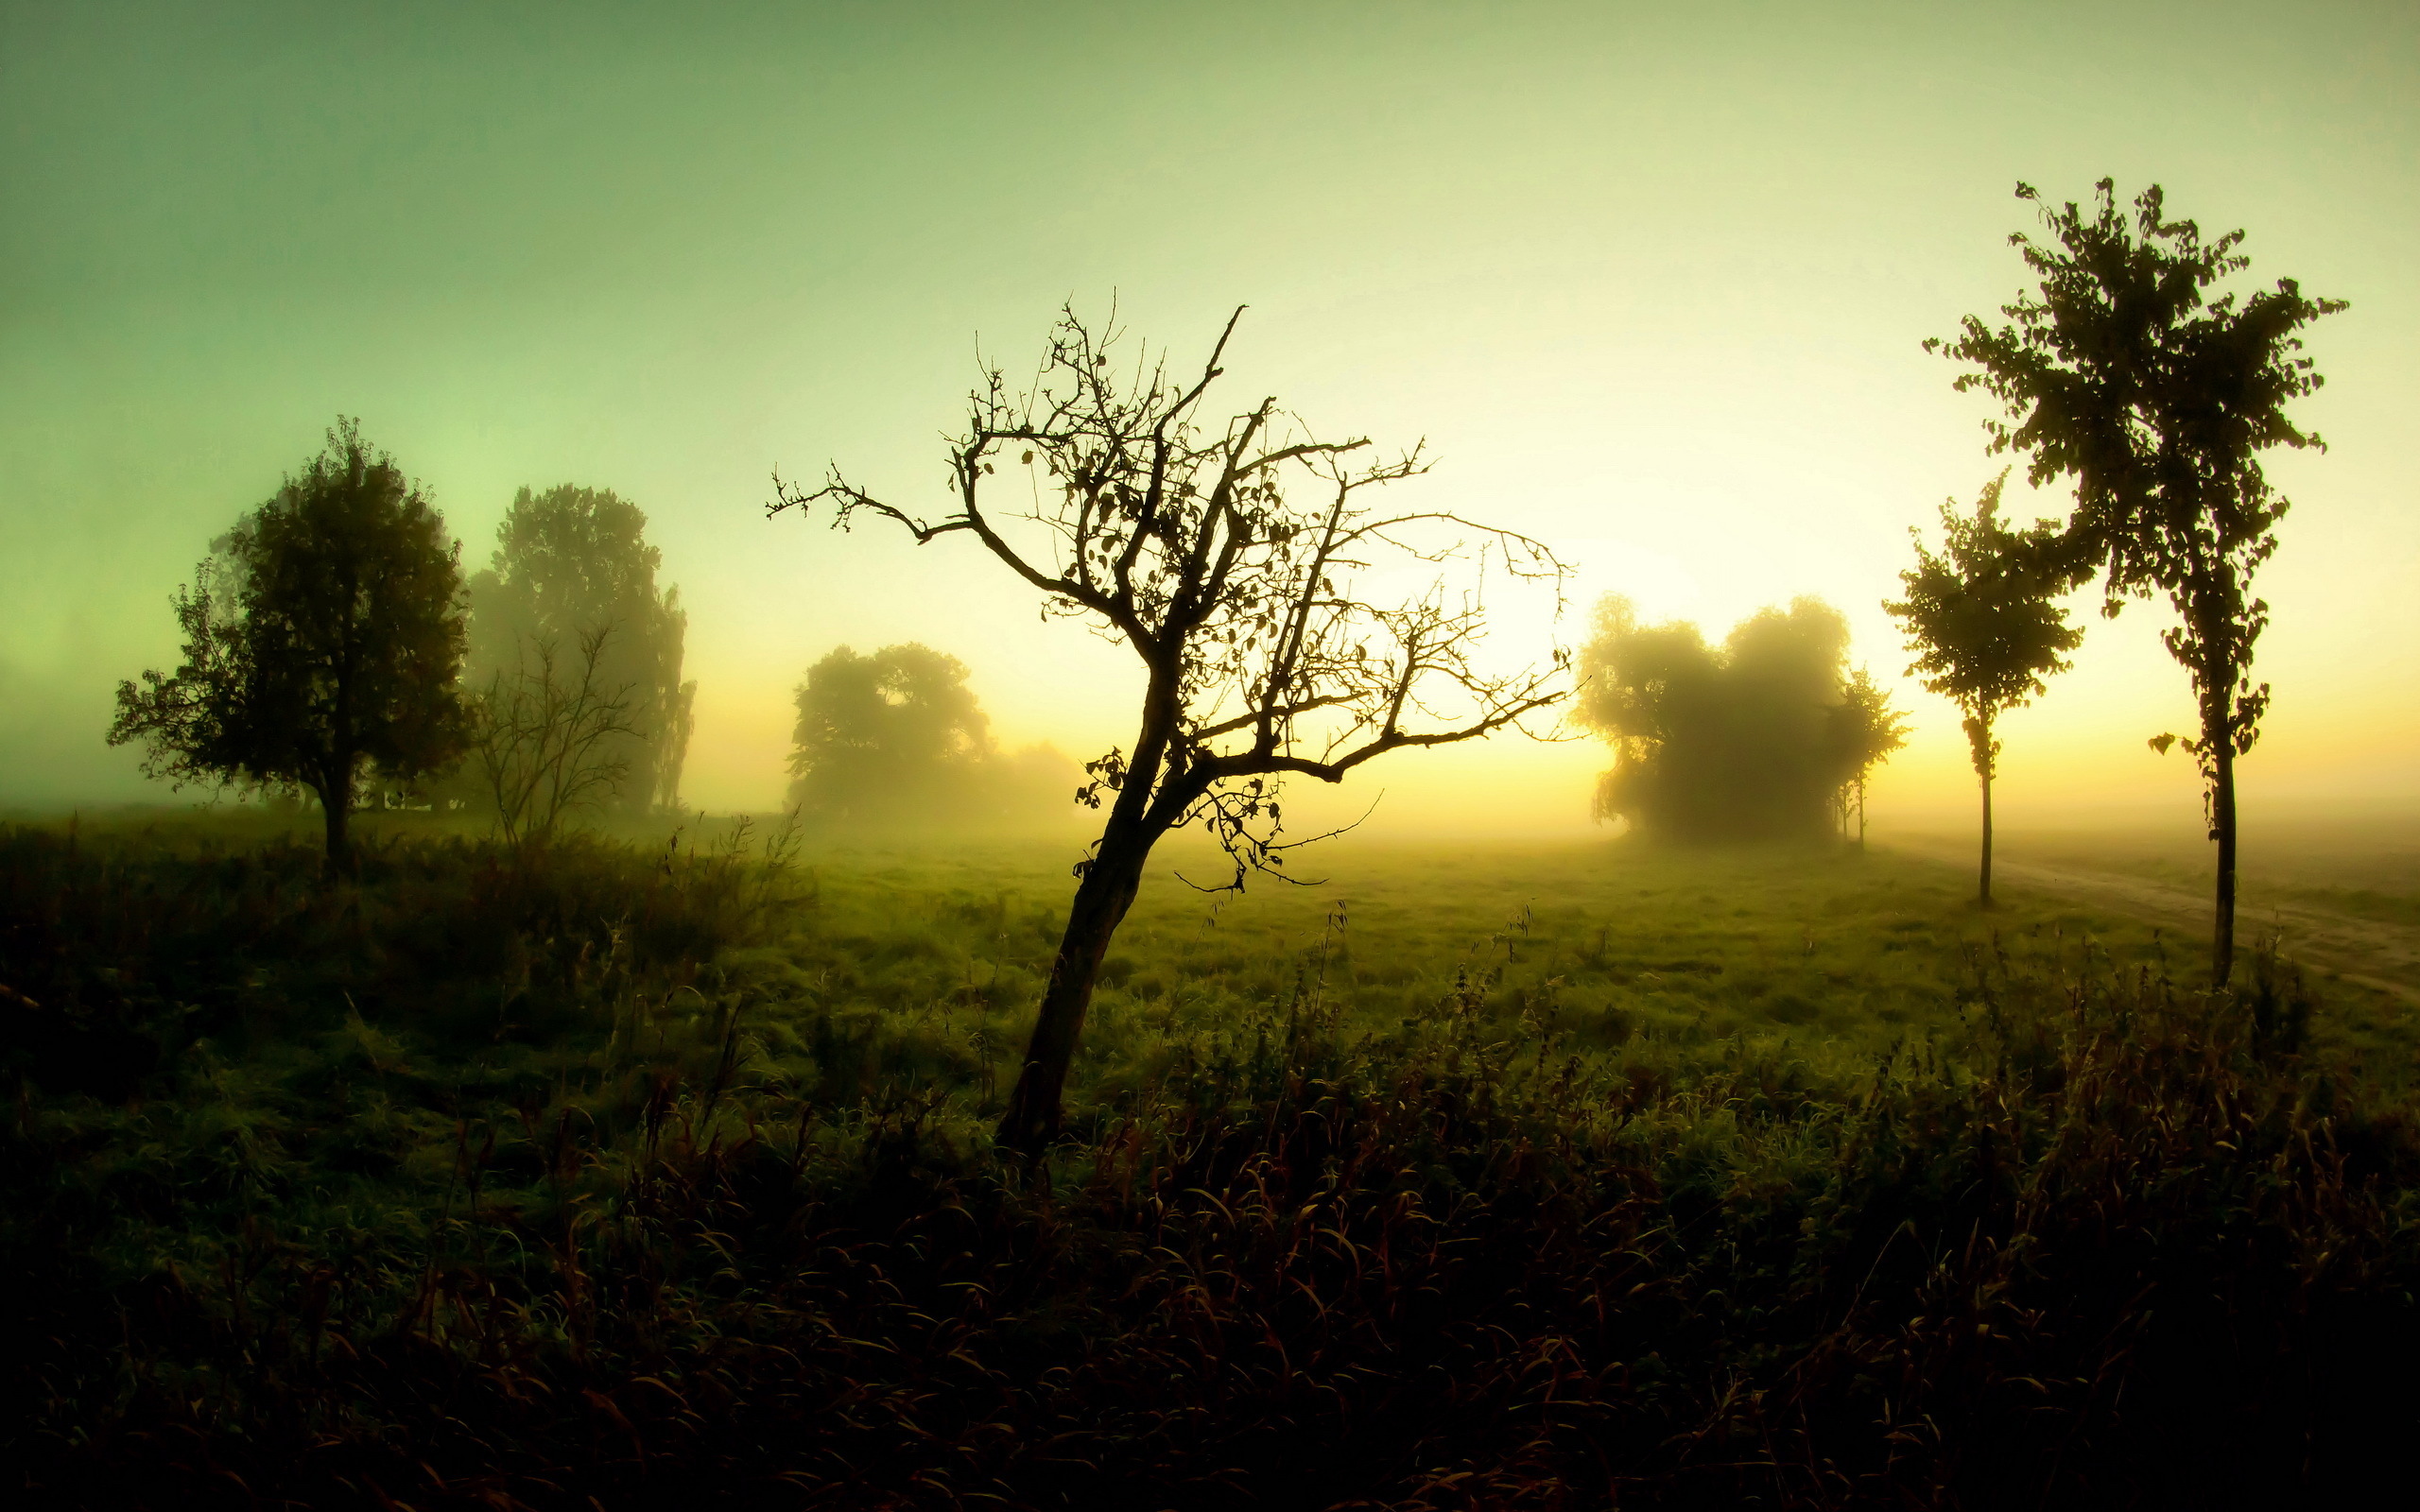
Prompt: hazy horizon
<box><xmin>7</xmin><ymin>1</ymin><xmax>2414</xmax><ymax>841</ymax></box>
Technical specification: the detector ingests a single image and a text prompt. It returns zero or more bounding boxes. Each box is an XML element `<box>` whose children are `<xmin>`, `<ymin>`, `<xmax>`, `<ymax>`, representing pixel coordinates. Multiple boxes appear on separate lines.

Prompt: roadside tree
<box><xmin>774</xmin><ymin>305</ymin><xmax>1565</xmax><ymax>1151</ymax></box>
<box><xmin>1932</xmin><ymin>180</ymin><xmax>2342</xmax><ymax>979</ymax></box>
<box><xmin>109</xmin><ymin>420</ymin><xmax>470</xmax><ymax>870</ymax></box>
<box><xmin>1884</xmin><ymin>472</ymin><xmax>2083</xmax><ymax>903</ymax></box>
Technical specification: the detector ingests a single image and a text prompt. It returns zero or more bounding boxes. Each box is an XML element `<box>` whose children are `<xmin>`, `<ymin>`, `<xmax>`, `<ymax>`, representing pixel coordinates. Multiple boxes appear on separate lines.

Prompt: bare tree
<box><xmin>774</xmin><ymin>305</ymin><xmax>1565</xmax><ymax>1151</ymax></box>
<box><xmin>472</xmin><ymin>624</ymin><xmax>644</xmax><ymax>850</ymax></box>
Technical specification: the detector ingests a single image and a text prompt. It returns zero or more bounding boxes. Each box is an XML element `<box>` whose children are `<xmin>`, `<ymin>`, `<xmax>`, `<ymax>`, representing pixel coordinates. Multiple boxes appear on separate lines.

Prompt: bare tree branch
<box><xmin>472</xmin><ymin>624</ymin><xmax>643</xmax><ymax>850</ymax></box>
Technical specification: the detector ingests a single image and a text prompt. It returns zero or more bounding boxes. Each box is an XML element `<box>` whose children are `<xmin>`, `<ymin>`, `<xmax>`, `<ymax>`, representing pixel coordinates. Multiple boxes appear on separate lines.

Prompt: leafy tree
<box><xmin>1828</xmin><ymin>666</ymin><xmax>1911</xmax><ymax>848</ymax></box>
<box><xmin>109</xmin><ymin>420</ymin><xmax>469</xmax><ymax>869</ymax></box>
<box><xmin>1931</xmin><ymin>180</ymin><xmax>2342</xmax><ymax>980</ymax></box>
<box><xmin>466</xmin><ymin>485</ymin><xmax>695</xmax><ymax>815</ymax></box>
<box><xmin>786</xmin><ymin>644</ymin><xmax>994</xmax><ymax>826</ymax></box>
<box><xmin>1884</xmin><ymin>472</ymin><xmax>2083</xmax><ymax>903</ymax></box>
<box><xmin>776</xmin><ymin>305</ymin><xmax>1564</xmax><ymax>1151</ymax></box>
<box><xmin>786</xmin><ymin>644</ymin><xmax>1077</xmax><ymax>832</ymax></box>
<box><xmin>1580</xmin><ymin>595</ymin><xmax>1890</xmax><ymax>842</ymax></box>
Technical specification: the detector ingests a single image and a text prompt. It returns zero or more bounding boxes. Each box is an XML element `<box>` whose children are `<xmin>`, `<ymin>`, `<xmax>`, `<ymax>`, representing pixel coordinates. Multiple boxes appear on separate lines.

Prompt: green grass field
<box><xmin>6</xmin><ymin>812</ymin><xmax>2417</xmax><ymax>1508</ymax></box>
<box><xmin>758</xmin><ymin>827</ymin><xmax>2419</xmax><ymax>1105</ymax></box>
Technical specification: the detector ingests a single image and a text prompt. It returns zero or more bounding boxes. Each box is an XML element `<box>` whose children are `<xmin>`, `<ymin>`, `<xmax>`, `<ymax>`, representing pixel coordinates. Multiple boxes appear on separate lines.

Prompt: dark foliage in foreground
<box><xmin>5</xmin><ymin>830</ymin><xmax>2415</xmax><ymax>1508</ymax></box>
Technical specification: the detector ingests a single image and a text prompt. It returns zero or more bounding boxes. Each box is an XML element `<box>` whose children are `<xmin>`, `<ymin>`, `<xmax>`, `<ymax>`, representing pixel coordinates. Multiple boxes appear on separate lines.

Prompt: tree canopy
<box><xmin>1578</xmin><ymin>595</ymin><xmax>1897</xmax><ymax>843</ymax></box>
<box><xmin>466</xmin><ymin>485</ymin><xmax>695</xmax><ymax>814</ymax></box>
<box><xmin>109</xmin><ymin>420</ymin><xmax>470</xmax><ymax>868</ymax></box>
<box><xmin>1888</xmin><ymin>473</ymin><xmax>2081</xmax><ymax>729</ymax></box>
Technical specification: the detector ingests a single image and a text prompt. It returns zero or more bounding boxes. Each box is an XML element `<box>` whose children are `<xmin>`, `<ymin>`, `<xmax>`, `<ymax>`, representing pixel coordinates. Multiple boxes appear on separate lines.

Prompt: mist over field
<box><xmin>6</xmin><ymin>3</ymin><xmax>2419</xmax><ymax>1507</ymax></box>
<box><xmin>7</xmin><ymin>1</ymin><xmax>2418</xmax><ymax>836</ymax></box>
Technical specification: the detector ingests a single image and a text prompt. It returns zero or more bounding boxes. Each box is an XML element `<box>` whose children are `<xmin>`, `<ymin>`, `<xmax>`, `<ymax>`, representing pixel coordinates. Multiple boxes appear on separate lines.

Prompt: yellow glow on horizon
<box><xmin>4</xmin><ymin>4</ymin><xmax>2413</xmax><ymax>835</ymax></box>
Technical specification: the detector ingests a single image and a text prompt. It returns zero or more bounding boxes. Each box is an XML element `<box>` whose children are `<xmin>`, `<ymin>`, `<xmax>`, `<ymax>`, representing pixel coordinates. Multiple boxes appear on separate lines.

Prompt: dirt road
<box><xmin>1880</xmin><ymin>840</ymin><xmax>2420</xmax><ymax>1005</ymax></box>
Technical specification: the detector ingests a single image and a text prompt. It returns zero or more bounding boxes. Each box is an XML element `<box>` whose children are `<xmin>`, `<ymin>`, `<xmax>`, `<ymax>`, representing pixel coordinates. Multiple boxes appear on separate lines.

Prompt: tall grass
<box><xmin>4</xmin><ymin>823</ymin><xmax>2413</xmax><ymax>1507</ymax></box>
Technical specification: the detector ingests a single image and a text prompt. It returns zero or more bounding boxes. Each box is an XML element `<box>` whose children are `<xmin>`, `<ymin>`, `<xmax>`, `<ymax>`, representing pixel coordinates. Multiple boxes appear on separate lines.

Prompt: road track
<box><xmin>1881</xmin><ymin>841</ymin><xmax>2420</xmax><ymax>1005</ymax></box>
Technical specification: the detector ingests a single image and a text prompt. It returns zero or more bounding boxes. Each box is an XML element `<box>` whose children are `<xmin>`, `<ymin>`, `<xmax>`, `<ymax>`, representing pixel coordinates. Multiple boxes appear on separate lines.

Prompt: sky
<box><xmin>3</xmin><ymin>0</ymin><xmax>2414</xmax><ymax>841</ymax></box>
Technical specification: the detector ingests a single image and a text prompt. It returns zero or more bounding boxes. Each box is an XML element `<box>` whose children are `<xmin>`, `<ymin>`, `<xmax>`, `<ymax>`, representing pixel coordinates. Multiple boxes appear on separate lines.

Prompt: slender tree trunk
<box><xmin>320</xmin><ymin>754</ymin><xmax>356</xmax><ymax>876</ymax></box>
<box><xmin>1979</xmin><ymin>767</ymin><xmax>1994</xmax><ymax>908</ymax></box>
<box><xmin>2212</xmin><ymin>735</ymin><xmax>2238</xmax><ymax>987</ymax></box>
<box><xmin>1971</xmin><ymin>706</ymin><xmax>1995</xmax><ymax>908</ymax></box>
<box><xmin>997</xmin><ymin>823</ymin><xmax>1151</xmax><ymax>1154</ymax></box>
<box><xmin>328</xmin><ymin>658</ymin><xmax>357</xmax><ymax>876</ymax></box>
<box><xmin>2197</xmin><ymin>619</ymin><xmax>2239</xmax><ymax>987</ymax></box>
<box><xmin>322</xmin><ymin>796</ymin><xmax>346</xmax><ymax>870</ymax></box>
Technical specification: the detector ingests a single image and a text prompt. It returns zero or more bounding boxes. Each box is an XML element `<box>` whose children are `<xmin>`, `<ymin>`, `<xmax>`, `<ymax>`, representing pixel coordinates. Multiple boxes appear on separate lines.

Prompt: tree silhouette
<box><xmin>1932</xmin><ymin>180</ymin><xmax>2342</xmax><ymax>977</ymax></box>
<box><xmin>1884</xmin><ymin>472</ymin><xmax>2083</xmax><ymax>904</ymax></box>
<box><xmin>1580</xmin><ymin>595</ymin><xmax>1891</xmax><ymax>843</ymax></box>
<box><xmin>1828</xmin><ymin>667</ymin><xmax>1910</xmax><ymax>849</ymax></box>
<box><xmin>467</xmin><ymin>485</ymin><xmax>695</xmax><ymax>814</ymax></box>
<box><xmin>774</xmin><ymin>305</ymin><xmax>1564</xmax><ymax>1151</ymax></box>
<box><xmin>109</xmin><ymin>420</ymin><xmax>469</xmax><ymax>870</ymax></box>
<box><xmin>786</xmin><ymin>644</ymin><xmax>994</xmax><ymax>826</ymax></box>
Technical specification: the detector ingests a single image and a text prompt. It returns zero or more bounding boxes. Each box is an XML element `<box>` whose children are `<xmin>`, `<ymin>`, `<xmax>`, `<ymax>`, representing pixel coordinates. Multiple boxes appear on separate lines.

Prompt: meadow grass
<box><xmin>4</xmin><ymin>813</ymin><xmax>2416</xmax><ymax>1507</ymax></box>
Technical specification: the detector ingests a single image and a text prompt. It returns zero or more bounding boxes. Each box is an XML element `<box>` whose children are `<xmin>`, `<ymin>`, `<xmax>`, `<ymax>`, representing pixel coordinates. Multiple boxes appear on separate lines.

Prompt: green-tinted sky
<box><xmin>5</xmin><ymin>0</ymin><xmax>2413</xmax><ymax>835</ymax></box>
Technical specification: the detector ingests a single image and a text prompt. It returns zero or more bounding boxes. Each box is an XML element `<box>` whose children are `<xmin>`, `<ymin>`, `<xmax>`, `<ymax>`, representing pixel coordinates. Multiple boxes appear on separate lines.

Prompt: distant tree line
<box><xmin>106</xmin><ymin>423</ymin><xmax>1079</xmax><ymax>868</ymax></box>
<box><xmin>1563</xmin><ymin>178</ymin><xmax>2339</xmax><ymax>988</ymax></box>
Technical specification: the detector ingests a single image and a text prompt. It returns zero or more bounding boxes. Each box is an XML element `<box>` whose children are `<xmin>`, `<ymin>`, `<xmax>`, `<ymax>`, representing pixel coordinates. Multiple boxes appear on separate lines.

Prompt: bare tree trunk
<box><xmin>1979</xmin><ymin>766</ymin><xmax>1994</xmax><ymax>908</ymax></box>
<box><xmin>995</xmin><ymin>666</ymin><xmax>1192</xmax><ymax>1156</ymax></box>
<box><xmin>318</xmin><ymin>754</ymin><xmax>355</xmax><ymax>876</ymax></box>
<box><xmin>997</xmin><ymin>825</ymin><xmax>1150</xmax><ymax>1154</ymax></box>
<box><xmin>1971</xmin><ymin>707</ymin><xmax>1995</xmax><ymax>908</ymax></box>
<box><xmin>2199</xmin><ymin>625</ymin><xmax>2240</xmax><ymax>988</ymax></box>
<box><xmin>327</xmin><ymin>661</ymin><xmax>358</xmax><ymax>875</ymax></box>
<box><xmin>2212</xmin><ymin>736</ymin><xmax>2238</xmax><ymax>987</ymax></box>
